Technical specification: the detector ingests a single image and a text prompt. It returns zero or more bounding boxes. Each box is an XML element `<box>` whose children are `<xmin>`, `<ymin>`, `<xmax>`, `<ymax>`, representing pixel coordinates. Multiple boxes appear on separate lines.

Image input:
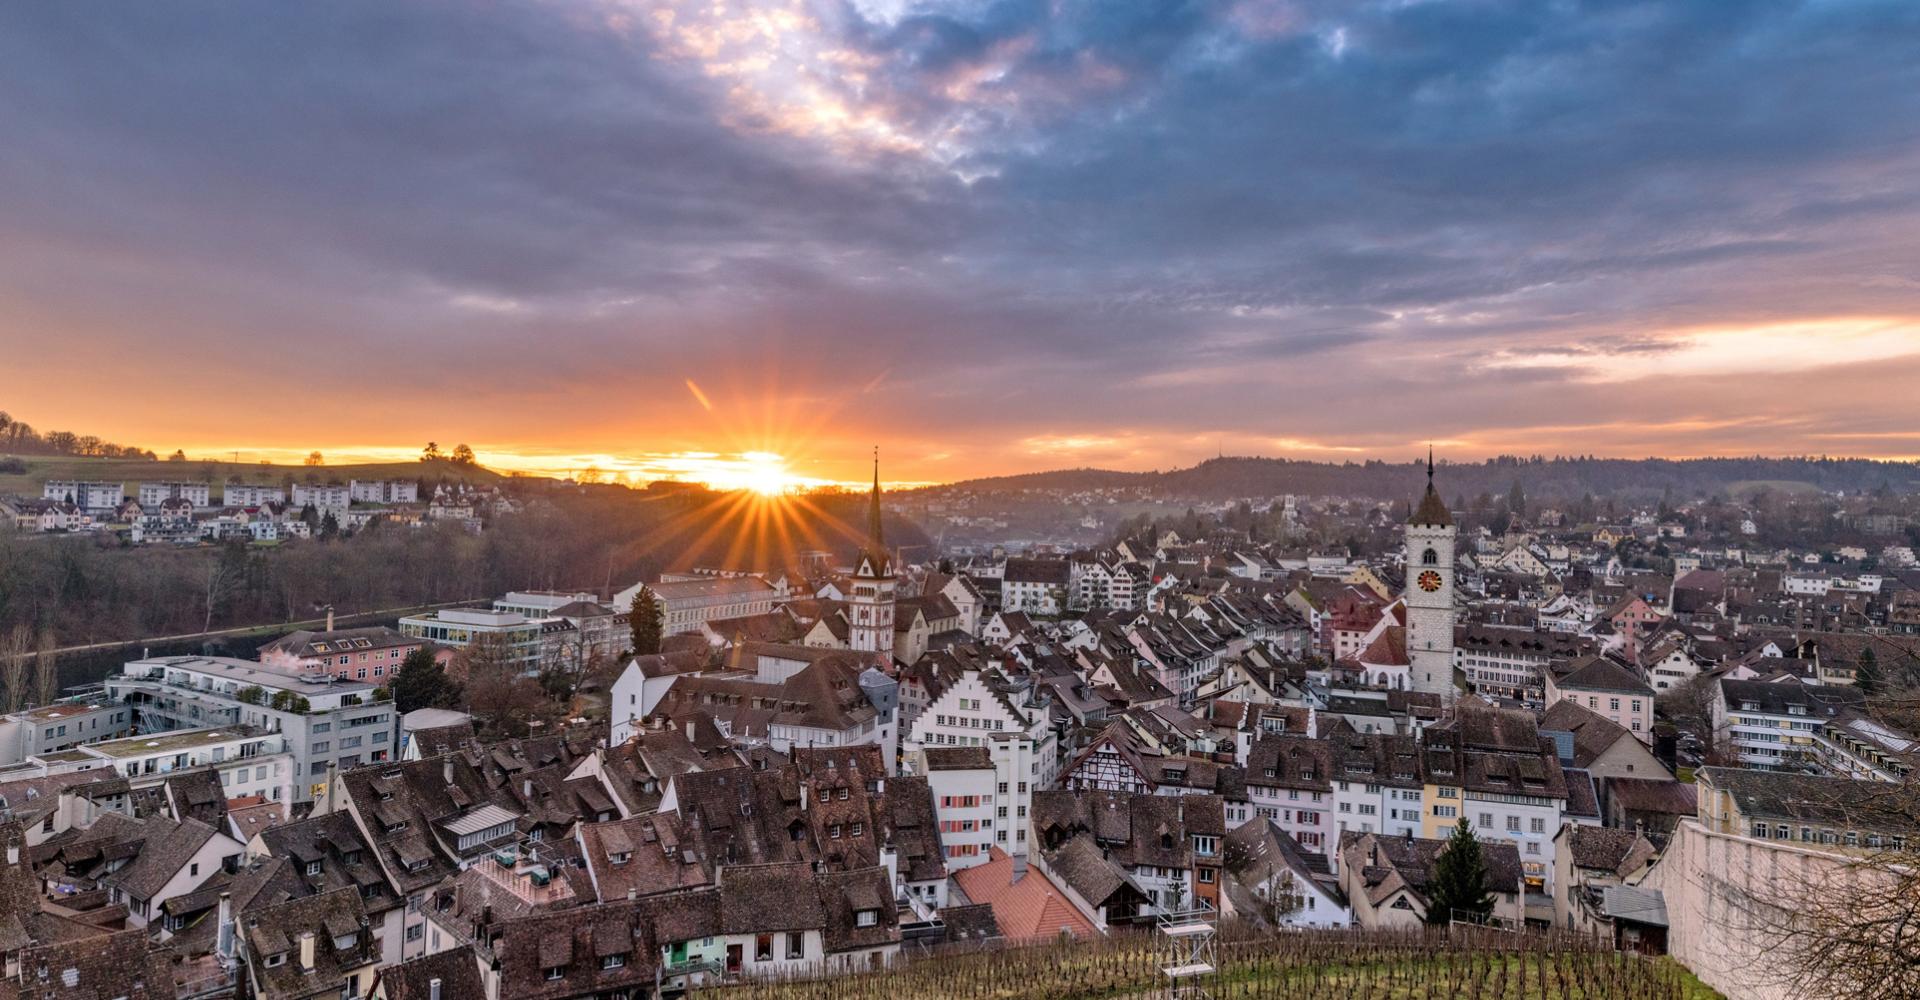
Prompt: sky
<box><xmin>1</xmin><ymin>0</ymin><xmax>1918</xmax><ymax>488</ymax></box>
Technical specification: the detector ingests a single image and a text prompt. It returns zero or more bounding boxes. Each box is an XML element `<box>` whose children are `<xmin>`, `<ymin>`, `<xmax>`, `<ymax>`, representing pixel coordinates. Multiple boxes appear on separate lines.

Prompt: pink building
<box><xmin>258</xmin><ymin>625</ymin><xmax>424</xmax><ymax>681</ymax></box>
<box><xmin>1546</xmin><ymin>656</ymin><xmax>1656</xmax><ymax>742</ymax></box>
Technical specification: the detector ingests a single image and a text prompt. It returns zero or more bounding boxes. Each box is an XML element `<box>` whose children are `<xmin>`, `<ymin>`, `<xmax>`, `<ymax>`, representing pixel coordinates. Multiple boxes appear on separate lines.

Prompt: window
<box><xmin>306</xmin><ymin>861</ymin><xmax>323</xmax><ymax>876</ymax></box>
<box><xmin>856</xmin><ymin>909</ymin><xmax>878</xmax><ymax>928</ymax></box>
<box><xmin>545</xmin><ymin>966</ymin><xmax>565</xmax><ymax>981</ymax></box>
<box><xmin>601</xmin><ymin>955</ymin><xmax>626</xmax><ymax>970</ymax></box>
<box><xmin>755</xmin><ymin>934</ymin><xmax>773</xmax><ymax>961</ymax></box>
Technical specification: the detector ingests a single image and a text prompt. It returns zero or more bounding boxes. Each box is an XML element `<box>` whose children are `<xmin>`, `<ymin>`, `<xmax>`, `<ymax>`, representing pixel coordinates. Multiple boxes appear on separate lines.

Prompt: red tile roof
<box><xmin>951</xmin><ymin>848</ymin><xmax>1097</xmax><ymax>942</ymax></box>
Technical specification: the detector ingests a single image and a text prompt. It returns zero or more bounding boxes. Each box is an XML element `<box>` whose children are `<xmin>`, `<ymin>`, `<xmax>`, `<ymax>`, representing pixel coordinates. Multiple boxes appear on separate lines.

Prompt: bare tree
<box><xmin>32</xmin><ymin>629</ymin><xmax>58</xmax><ymax>707</ymax></box>
<box><xmin>0</xmin><ymin>626</ymin><xmax>30</xmax><ymax>713</ymax></box>
<box><xmin>1709</xmin><ymin>690</ymin><xmax>1920</xmax><ymax>1000</ymax></box>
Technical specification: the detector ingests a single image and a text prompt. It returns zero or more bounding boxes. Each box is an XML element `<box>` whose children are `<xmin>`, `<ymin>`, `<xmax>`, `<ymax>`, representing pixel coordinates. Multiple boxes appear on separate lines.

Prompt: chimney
<box><xmin>5</xmin><ymin>837</ymin><xmax>16</xmax><ymax>866</ymax></box>
<box><xmin>216</xmin><ymin>892</ymin><xmax>234</xmax><ymax>962</ymax></box>
<box><xmin>627</xmin><ymin>887</ymin><xmax>637</xmax><ymax>901</ymax></box>
<box><xmin>443</xmin><ymin>758</ymin><xmax>454</xmax><ymax>786</ymax></box>
<box><xmin>800</xmin><ymin>783</ymin><xmax>808</xmax><ymax>811</ymax></box>
<box><xmin>325</xmin><ymin>608</ymin><xmax>335</xmax><ymax>632</ymax></box>
<box><xmin>686</xmin><ymin>720</ymin><xmax>694</xmax><ymax>741</ymax></box>
<box><xmin>298</xmin><ymin>931</ymin><xmax>316</xmax><ymax>972</ymax></box>
<box><xmin>429</xmin><ymin>979</ymin><xmax>442</xmax><ymax>1000</ymax></box>
<box><xmin>521</xmin><ymin>778</ymin><xmax>533</xmax><ymax>800</ymax></box>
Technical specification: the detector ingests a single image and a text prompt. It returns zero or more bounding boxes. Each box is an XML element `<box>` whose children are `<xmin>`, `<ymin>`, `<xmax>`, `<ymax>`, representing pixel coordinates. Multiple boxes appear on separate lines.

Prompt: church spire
<box><xmin>1411</xmin><ymin>445</ymin><xmax>1452</xmax><ymax>526</ymax></box>
<box><xmin>867</xmin><ymin>446</ymin><xmax>884</xmax><ymax>550</ymax></box>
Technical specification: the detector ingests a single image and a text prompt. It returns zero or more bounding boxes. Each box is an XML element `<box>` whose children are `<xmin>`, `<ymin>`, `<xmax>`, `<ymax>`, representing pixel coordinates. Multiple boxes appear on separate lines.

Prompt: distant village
<box><xmin>0</xmin><ymin>457</ymin><xmax>1914</xmax><ymax>999</ymax></box>
<box><xmin>4</xmin><ymin>477</ymin><xmax>518</xmax><ymax>542</ymax></box>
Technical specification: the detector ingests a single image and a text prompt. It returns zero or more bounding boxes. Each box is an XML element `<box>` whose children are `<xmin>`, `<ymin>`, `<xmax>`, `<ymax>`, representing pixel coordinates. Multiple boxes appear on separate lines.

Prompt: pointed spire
<box><xmin>867</xmin><ymin>446</ymin><xmax>884</xmax><ymax>550</ymax></box>
<box><xmin>1412</xmin><ymin>446</ymin><xmax>1452</xmax><ymax>527</ymax></box>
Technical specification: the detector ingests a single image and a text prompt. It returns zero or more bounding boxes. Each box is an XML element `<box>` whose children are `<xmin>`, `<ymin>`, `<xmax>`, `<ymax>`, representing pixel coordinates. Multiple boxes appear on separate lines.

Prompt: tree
<box><xmin>319</xmin><ymin>512</ymin><xmax>339</xmax><ymax>539</ymax></box>
<box><xmin>1507</xmin><ymin>480</ymin><xmax>1527</xmax><ymax>520</ymax></box>
<box><xmin>450</xmin><ymin>443</ymin><xmax>476</xmax><ymax>466</ymax></box>
<box><xmin>422</xmin><ymin>442</ymin><xmax>440</xmax><ymax>462</ymax></box>
<box><xmin>0</xmin><ymin>626</ymin><xmax>30</xmax><ymax>713</ymax></box>
<box><xmin>1425</xmin><ymin>818</ymin><xmax>1495</xmax><ymax>925</ymax></box>
<box><xmin>168</xmin><ymin>449</ymin><xmax>187</xmax><ymax>462</ymax></box>
<box><xmin>32</xmin><ymin>630</ymin><xmax>58</xmax><ymax>707</ymax></box>
<box><xmin>391</xmin><ymin>646</ymin><xmax>461</xmax><ymax>713</ymax></box>
<box><xmin>1856</xmin><ymin>647</ymin><xmax>1884</xmax><ymax>697</ymax></box>
<box><xmin>305</xmin><ymin>451</ymin><xmax>325</xmax><ymax>466</ymax></box>
<box><xmin>629</xmin><ymin>587</ymin><xmax>662</xmax><ymax>656</ymax></box>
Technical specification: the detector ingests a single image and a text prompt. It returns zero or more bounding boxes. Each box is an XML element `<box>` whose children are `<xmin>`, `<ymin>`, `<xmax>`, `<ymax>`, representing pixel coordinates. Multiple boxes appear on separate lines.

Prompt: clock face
<box><xmin>1417</xmin><ymin>570</ymin><xmax>1443</xmax><ymax>593</ymax></box>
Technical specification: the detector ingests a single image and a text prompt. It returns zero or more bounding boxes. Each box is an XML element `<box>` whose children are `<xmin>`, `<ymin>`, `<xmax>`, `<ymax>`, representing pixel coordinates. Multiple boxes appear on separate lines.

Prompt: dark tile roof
<box><xmin>242</xmin><ymin>887</ymin><xmax>377</xmax><ymax>1000</ymax></box>
<box><xmin>373</xmin><ymin>947</ymin><xmax>488</xmax><ymax>1000</ymax></box>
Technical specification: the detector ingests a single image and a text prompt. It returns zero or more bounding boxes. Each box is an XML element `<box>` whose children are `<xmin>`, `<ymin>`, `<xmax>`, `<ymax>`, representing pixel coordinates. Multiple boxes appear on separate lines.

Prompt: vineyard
<box><xmin>691</xmin><ymin>927</ymin><xmax>1720</xmax><ymax>1000</ymax></box>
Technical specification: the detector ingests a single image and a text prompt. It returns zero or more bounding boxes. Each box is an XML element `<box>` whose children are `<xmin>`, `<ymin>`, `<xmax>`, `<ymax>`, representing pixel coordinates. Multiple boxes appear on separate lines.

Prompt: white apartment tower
<box><xmin>1404</xmin><ymin>450</ymin><xmax>1457</xmax><ymax>701</ymax></box>
<box><xmin>848</xmin><ymin>449</ymin><xmax>896</xmax><ymax>658</ymax></box>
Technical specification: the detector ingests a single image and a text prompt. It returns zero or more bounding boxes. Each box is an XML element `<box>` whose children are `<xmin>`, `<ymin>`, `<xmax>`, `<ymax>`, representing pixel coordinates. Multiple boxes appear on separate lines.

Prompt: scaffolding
<box><xmin>1157</xmin><ymin>899</ymin><xmax>1218</xmax><ymax>1000</ymax></box>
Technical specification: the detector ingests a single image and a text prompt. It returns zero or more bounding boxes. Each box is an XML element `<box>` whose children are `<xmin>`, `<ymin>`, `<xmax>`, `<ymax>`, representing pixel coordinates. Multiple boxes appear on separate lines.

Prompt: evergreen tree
<box><xmin>629</xmin><ymin>586</ymin><xmax>662</xmax><ymax>656</ymax></box>
<box><xmin>1507</xmin><ymin>480</ymin><xmax>1527</xmax><ymax>520</ymax></box>
<box><xmin>1426</xmin><ymin>818</ymin><xmax>1495</xmax><ymax>926</ymax></box>
<box><xmin>1855</xmin><ymin>647</ymin><xmax>1883</xmax><ymax>697</ymax></box>
<box><xmin>390</xmin><ymin>646</ymin><xmax>461</xmax><ymax>713</ymax></box>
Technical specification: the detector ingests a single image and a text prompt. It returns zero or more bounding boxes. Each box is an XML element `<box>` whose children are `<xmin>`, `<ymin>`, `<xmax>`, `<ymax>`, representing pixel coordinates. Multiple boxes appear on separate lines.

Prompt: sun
<box><xmin>728</xmin><ymin>451</ymin><xmax>803</xmax><ymax>496</ymax></box>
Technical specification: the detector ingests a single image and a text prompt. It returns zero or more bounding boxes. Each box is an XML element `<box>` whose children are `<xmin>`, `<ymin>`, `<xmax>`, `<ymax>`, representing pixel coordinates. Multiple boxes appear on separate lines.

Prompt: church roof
<box><xmin>1411</xmin><ymin>487</ymin><xmax>1452</xmax><ymax>527</ymax></box>
<box><xmin>1409</xmin><ymin>450</ymin><xmax>1452</xmax><ymax>526</ymax></box>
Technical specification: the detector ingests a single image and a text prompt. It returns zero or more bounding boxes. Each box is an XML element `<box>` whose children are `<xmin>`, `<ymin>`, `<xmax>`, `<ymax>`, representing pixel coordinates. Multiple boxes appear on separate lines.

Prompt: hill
<box><xmin>927</xmin><ymin>455</ymin><xmax>1920</xmax><ymax>503</ymax></box>
<box><xmin>0</xmin><ymin>454</ymin><xmax>507</xmax><ymax>497</ymax></box>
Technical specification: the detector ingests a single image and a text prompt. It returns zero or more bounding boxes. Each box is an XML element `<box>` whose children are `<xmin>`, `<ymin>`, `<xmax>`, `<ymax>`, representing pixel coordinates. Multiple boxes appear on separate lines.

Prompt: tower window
<box><xmin>1421</xmin><ymin>548</ymin><xmax>1438</xmax><ymax>566</ymax></box>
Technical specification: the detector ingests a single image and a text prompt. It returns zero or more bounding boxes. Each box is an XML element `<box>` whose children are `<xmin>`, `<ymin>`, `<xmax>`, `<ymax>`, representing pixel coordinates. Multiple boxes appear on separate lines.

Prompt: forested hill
<box><xmin>927</xmin><ymin>455</ymin><xmax>1920</xmax><ymax>502</ymax></box>
<box><xmin>0</xmin><ymin>479</ymin><xmax>929</xmax><ymax>653</ymax></box>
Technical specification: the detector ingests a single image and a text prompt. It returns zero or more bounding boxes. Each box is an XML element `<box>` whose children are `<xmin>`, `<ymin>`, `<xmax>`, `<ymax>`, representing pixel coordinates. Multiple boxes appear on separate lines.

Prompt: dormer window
<box><xmin>856</xmin><ymin>909</ymin><xmax>879</xmax><ymax>928</ymax></box>
<box><xmin>601</xmin><ymin>954</ymin><xmax>626</xmax><ymax>970</ymax></box>
<box><xmin>306</xmin><ymin>860</ymin><xmax>322</xmax><ymax>876</ymax></box>
<box><xmin>265</xmin><ymin>953</ymin><xmax>287</xmax><ymax>968</ymax></box>
<box><xmin>545</xmin><ymin>966</ymin><xmax>565</xmax><ymax>981</ymax></box>
<box><xmin>609</xmin><ymin>851</ymin><xmax>631</xmax><ymax>866</ymax></box>
<box><xmin>333</xmin><ymin>932</ymin><xmax>358</xmax><ymax>951</ymax></box>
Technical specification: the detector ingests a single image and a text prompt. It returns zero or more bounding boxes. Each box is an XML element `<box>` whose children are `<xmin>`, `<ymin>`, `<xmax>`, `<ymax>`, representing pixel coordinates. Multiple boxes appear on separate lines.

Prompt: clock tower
<box><xmin>848</xmin><ymin>448</ymin><xmax>896</xmax><ymax>659</ymax></box>
<box><xmin>1404</xmin><ymin>449</ymin><xmax>1456</xmax><ymax>701</ymax></box>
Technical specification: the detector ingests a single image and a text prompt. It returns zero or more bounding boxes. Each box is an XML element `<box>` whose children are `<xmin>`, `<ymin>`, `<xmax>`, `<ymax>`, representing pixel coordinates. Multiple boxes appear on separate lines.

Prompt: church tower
<box><xmin>1405</xmin><ymin>448</ymin><xmax>1457</xmax><ymax>701</ymax></box>
<box><xmin>848</xmin><ymin>448</ymin><xmax>896</xmax><ymax>658</ymax></box>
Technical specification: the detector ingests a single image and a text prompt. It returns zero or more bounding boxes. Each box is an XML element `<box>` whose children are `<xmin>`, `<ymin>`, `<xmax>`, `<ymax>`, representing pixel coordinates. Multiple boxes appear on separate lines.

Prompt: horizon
<box><xmin>13</xmin><ymin>437</ymin><xmax>1920</xmax><ymax>496</ymax></box>
<box><xmin>3</xmin><ymin>3</ymin><xmax>1920</xmax><ymax>485</ymax></box>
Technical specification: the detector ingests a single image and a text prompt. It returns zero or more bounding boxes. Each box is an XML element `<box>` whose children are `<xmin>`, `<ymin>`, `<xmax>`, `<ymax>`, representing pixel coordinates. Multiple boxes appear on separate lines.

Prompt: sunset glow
<box><xmin>3</xmin><ymin>2</ymin><xmax>1919</xmax><ymax>478</ymax></box>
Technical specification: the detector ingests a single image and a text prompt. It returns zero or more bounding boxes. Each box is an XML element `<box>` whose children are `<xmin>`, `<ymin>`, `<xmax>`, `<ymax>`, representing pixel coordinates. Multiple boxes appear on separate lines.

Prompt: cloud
<box><xmin>0</xmin><ymin>0</ymin><xmax>1918</xmax><ymax>481</ymax></box>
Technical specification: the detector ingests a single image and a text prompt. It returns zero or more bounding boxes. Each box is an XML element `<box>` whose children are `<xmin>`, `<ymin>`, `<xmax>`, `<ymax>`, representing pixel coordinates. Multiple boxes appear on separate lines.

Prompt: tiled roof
<box><xmin>952</xmin><ymin>848</ymin><xmax>1097</xmax><ymax>941</ymax></box>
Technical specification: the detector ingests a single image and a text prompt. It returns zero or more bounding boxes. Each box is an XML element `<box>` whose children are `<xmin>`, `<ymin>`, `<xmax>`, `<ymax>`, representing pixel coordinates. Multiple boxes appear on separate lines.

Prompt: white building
<box><xmin>291</xmin><ymin>483</ymin><xmax>351</xmax><ymax>512</ymax></box>
<box><xmin>223</xmin><ymin>483</ymin><xmax>287</xmax><ymax>507</ymax></box>
<box><xmin>77</xmin><ymin>726</ymin><xmax>295</xmax><ymax>805</ymax></box>
<box><xmin>397</xmin><ymin>608</ymin><xmax>545</xmax><ymax>672</ymax></box>
<box><xmin>107</xmin><ymin>655</ymin><xmax>396</xmax><ymax>803</ymax></box>
<box><xmin>42</xmin><ymin>480</ymin><xmax>123</xmax><ymax>513</ymax></box>
<box><xmin>137</xmin><ymin>482</ymin><xmax>211</xmax><ymax>508</ymax></box>
<box><xmin>904</xmin><ymin>668</ymin><xmax>1058</xmax><ymax>856</ymax></box>
<box><xmin>613</xmin><ymin>576</ymin><xmax>780</xmax><ymax>636</ymax></box>
<box><xmin>917</xmin><ymin>746</ymin><xmax>998</xmax><ymax>869</ymax></box>
<box><xmin>349</xmin><ymin>479</ymin><xmax>419</xmax><ymax>504</ymax></box>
